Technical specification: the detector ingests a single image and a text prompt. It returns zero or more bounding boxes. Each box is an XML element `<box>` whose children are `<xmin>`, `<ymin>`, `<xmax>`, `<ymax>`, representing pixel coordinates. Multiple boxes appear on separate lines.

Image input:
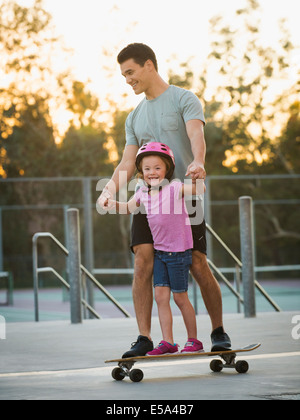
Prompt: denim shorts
<box><xmin>153</xmin><ymin>249</ymin><xmax>193</xmax><ymax>293</ymax></box>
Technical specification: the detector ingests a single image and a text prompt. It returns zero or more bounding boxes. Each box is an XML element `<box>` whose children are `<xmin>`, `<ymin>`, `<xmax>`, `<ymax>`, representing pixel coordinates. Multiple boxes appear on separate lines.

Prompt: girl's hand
<box><xmin>98</xmin><ymin>189</ymin><xmax>113</xmax><ymax>209</ymax></box>
<box><xmin>107</xmin><ymin>198</ymin><xmax>117</xmax><ymax>210</ymax></box>
<box><xmin>185</xmin><ymin>162</ymin><xmax>206</xmax><ymax>180</ymax></box>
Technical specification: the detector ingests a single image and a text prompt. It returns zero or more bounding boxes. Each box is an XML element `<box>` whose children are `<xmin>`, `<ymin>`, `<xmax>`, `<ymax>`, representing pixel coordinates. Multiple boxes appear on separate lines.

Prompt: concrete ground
<box><xmin>0</xmin><ymin>311</ymin><xmax>299</xmax><ymax>401</ymax></box>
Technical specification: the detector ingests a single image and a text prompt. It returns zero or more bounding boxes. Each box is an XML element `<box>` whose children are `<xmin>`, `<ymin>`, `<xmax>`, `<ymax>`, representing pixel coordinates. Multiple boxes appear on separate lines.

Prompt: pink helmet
<box><xmin>136</xmin><ymin>142</ymin><xmax>175</xmax><ymax>179</ymax></box>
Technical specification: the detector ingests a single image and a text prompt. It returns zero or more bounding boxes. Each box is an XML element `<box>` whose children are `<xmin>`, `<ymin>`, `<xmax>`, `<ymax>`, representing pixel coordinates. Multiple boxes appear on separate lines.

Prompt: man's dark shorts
<box><xmin>130</xmin><ymin>207</ymin><xmax>207</xmax><ymax>255</ymax></box>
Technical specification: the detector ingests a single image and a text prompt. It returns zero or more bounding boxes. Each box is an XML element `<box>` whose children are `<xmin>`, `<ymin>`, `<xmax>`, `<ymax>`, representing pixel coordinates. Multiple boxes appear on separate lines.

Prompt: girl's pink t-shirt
<box><xmin>135</xmin><ymin>181</ymin><xmax>193</xmax><ymax>252</ymax></box>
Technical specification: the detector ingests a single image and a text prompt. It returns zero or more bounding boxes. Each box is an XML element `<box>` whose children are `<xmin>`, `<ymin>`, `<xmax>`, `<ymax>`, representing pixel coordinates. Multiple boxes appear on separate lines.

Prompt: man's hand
<box><xmin>185</xmin><ymin>162</ymin><xmax>206</xmax><ymax>180</ymax></box>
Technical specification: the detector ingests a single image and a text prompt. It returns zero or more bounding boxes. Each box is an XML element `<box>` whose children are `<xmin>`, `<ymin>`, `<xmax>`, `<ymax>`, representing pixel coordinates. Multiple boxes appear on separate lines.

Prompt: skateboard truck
<box><xmin>119</xmin><ymin>360</ymin><xmax>134</xmax><ymax>376</ymax></box>
<box><xmin>210</xmin><ymin>352</ymin><xmax>249</xmax><ymax>374</ymax></box>
<box><xmin>222</xmin><ymin>352</ymin><xmax>237</xmax><ymax>368</ymax></box>
<box><xmin>112</xmin><ymin>361</ymin><xmax>144</xmax><ymax>383</ymax></box>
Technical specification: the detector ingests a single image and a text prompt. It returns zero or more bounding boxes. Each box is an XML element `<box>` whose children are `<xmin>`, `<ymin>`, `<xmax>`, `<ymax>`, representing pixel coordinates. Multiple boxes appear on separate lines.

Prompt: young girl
<box><xmin>109</xmin><ymin>142</ymin><xmax>205</xmax><ymax>355</ymax></box>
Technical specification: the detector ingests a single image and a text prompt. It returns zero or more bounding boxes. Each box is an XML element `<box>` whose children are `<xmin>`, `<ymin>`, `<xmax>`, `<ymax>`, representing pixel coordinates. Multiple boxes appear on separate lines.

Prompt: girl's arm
<box><xmin>98</xmin><ymin>145</ymin><xmax>138</xmax><ymax>209</ymax></box>
<box><xmin>181</xmin><ymin>179</ymin><xmax>206</xmax><ymax>197</ymax></box>
<box><xmin>108</xmin><ymin>196</ymin><xmax>140</xmax><ymax>215</ymax></box>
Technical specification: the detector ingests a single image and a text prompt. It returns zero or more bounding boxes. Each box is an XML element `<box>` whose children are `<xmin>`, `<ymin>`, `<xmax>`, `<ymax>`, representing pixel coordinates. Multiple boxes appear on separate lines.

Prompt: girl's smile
<box><xmin>141</xmin><ymin>156</ymin><xmax>167</xmax><ymax>187</ymax></box>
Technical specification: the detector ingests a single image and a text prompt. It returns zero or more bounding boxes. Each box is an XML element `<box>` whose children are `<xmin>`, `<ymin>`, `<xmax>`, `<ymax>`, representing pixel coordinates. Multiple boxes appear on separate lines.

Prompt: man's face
<box><xmin>120</xmin><ymin>58</ymin><xmax>150</xmax><ymax>95</ymax></box>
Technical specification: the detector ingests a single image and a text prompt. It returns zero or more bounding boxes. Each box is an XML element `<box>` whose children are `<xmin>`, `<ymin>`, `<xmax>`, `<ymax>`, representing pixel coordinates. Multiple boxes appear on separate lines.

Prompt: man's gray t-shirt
<box><xmin>125</xmin><ymin>85</ymin><xmax>205</xmax><ymax>181</ymax></box>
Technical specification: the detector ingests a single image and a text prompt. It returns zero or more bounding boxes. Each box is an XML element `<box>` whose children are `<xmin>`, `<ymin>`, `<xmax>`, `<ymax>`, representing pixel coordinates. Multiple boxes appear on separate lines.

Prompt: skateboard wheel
<box><xmin>129</xmin><ymin>369</ymin><xmax>144</xmax><ymax>382</ymax></box>
<box><xmin>112</xmin><ymin>367</ymin><xmax>125</xmax><ymax>381</ymax></box>
<box><xmin>210</xmin><ymin>359</ymin><xmax>223</xmax><ymax>372</ymax></box>
<box><xmin>235</xmin><ymin>360</ymin><xmax>249</xmax><ymax>373</ymax></box>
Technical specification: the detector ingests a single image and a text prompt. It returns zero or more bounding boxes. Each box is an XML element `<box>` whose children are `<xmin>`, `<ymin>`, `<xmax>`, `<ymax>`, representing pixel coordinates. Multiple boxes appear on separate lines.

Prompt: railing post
<box><xmin>32</xmin><ymin>234</ymin><xmax>40</xmax><ymax>322</ymax></box>
<box><xmin>82</xmin><ymin>178</ymin><xmax>95</xmax><ymax>317</ymax></box>
<box><xmin>67</xmin><ymin>208</ymin><xmax>82</xmax><ymax>324</ymax></box>
<box><xmin>239</xmin><ymin>196</ymin><xmax>256</xmax><ymax>318</ymax></box>
<box><xmin>204</xmin><ymin>177</ymin><xmax>213</xmax><ymax>260</ymax></box>
<box><xmin>0</xmin><ymin>208</ymin><xmax>3</xmax><ymax>272</ymax></box>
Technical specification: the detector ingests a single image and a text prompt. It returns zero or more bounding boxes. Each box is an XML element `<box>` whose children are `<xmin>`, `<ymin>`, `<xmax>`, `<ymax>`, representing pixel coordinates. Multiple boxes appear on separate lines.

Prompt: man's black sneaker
<box><xmin>211</xmin><ymin>326</ymin><xmax>232</xmax><ymax>352</ymax></box>
<box><xmin>122</xmin><ymin>335</ymin><xmax>154</xmax><ymax>358</ymax></box>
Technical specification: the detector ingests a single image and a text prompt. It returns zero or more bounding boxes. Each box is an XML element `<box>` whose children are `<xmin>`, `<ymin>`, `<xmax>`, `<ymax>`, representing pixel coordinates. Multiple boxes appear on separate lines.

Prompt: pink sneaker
<box><xmin>147</xmin><ymin>341</ymin><xmax>179</xmax><ymax>356</ymax></box>
<box><xmin>181</xmin><ymin>338</ymin><xmax>204</xmax><ymax>353</ymax></box>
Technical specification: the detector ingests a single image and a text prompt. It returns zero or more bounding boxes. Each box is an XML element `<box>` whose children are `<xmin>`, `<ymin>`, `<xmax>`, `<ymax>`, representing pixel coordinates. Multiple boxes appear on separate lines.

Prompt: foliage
<box><xmin>1</xmin><ymin>94</ymin><xmax>56</xmax><ymax>177</ymax></box>
<box><xmin>177</xmin><ymin>0</ymin><xmax>300</xmax><ymax>176</ymax></box>
<box><xmin>167</xmin><ymin>0</ymin><xmax>300</xmax><ymax>271</ymax></box>
<box><xmin>0</xmin><ymin>0</ymin><xmax>299</xmax><ymax>287</ymax></box>
<box><xmin>57</xmin><ymin>124</ymin><xmax>113</xmax><ymax>177</ymax></box>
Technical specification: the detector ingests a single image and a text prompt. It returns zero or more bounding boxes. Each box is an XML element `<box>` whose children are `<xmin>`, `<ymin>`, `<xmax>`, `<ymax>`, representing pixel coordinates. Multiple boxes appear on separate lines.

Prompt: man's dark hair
<box><xmin>117</xmin><ymin>43</ymin><xmax>158</xmax><ymax>71</ymax></box>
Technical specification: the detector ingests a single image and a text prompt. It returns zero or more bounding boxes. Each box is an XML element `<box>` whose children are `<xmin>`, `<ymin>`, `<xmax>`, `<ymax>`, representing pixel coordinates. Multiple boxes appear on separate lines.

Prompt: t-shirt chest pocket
<box><xmin>162</xmin><ymin>112</ymin><xmax>179</xmax><ymax>131</ymax></box>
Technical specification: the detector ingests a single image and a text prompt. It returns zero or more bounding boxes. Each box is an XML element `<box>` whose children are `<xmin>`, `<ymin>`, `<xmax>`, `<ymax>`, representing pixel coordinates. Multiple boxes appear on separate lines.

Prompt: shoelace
<box><xmin>155</xmin><ymin>342</ymin><xmax>178</xmax><ymax>349</ymax></box>
<box><xmin>130</xmin><ymin>338</ymin><xmax>151</xmax><ymax>348</ymax></box>
<box><xmin>215</xmin><ymin>333</ymin><xmax>228</xmax><ymax>341</ymax></box>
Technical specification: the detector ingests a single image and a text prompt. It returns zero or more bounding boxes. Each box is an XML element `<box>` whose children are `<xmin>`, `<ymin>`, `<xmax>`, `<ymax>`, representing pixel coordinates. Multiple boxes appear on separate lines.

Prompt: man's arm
<box><xmin>185</xmin><ymin>119</ymin><xmax>206</xmax><ymax>180</ymax></box>
<box><xmin>181</xmin><ymin>179</ymin><xmax>206</xmax><ymax>197</ymax></box>
<box><xmin>98</xmin><ymin>144</ymin><xmax>138</xmax><ymax>208</ymax></box>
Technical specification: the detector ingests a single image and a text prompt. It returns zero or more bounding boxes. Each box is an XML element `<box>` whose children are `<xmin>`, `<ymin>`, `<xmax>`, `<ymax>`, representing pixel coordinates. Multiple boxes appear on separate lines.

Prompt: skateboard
<box><xmin>105</xmin><ymin>343</ymin><xmax>261</xmax><ymax>382</ymax></box>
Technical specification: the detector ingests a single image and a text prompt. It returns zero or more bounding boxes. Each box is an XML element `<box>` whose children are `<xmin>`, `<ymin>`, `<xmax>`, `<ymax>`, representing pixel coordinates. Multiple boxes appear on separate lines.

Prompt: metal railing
<box><xmin>206</xmin><ymin>221</ymin><xmax>281</xmax><ymax>312</ymax></box>
<box><xmin>93</xmin><ymin>215</ymin><xmax>282</xmax><ymax>316</ymax></box>
<box><xmin>93</xmin><ymin>222</ymin><xmax>282</xmax><ymax>314</ymax></box>
<box><xmin>35</xmin><ymin>265</ymin><xmax>100</xmax><ymax>320</ymax></box>
<box><xmin>32</xmin><ymin>231</ymin><xmax>132</xmax><ymax>322</ymax></box>
<box><xmin>1</xmin><ymin>174</ymin><xmax>298</xmax><ymax>298</ymax></box>
<box><xmin>32</xmin><ymin>199</ymin><xmax>283</xmax><ymax>322</ymax></box>
<box><xmin>0</xmin><ymin>271</ymin><xmax>13</xmax><ymax>306</ymax></box>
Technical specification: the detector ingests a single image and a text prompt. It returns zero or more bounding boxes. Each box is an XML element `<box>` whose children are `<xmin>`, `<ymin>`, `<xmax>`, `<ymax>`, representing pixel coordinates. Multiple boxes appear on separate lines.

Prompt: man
<box><xmin>99</xmin><ymin>43</ymin><xmax>231</xmax><ymax>357</ymax></box>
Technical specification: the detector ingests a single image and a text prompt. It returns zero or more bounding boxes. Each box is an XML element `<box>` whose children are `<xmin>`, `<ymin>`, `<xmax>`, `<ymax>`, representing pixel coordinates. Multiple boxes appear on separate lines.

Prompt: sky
<box><xmin>5</xmin><ymin>0</ymin><xmax>300</xmax><ymax>135</ymax></box>
<box><xmin>42</xmin><ymin>0</ymin><xmax>299</xmax><ymax>96</ymax></box>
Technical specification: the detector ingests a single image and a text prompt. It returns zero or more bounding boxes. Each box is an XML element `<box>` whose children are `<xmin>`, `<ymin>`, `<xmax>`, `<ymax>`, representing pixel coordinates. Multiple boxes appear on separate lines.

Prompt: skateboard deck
<box><xmin>105</xmin><ymin>343</ymin><xmax>261</xmax><ymax>382</ymax></box>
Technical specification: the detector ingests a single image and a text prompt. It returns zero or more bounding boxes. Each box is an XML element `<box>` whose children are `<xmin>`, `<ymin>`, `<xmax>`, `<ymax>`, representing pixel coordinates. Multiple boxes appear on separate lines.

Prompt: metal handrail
<box><xmin>0</xmin><ymin>271</ymin><xmax>13</xmax><ymax>306</ymax></box>
<box><xmin>37</xmin><ymin>267</ymin><xmax>101</xmax><ymax>319</ymax></box>
<box><xmin>93</xmin><ymin>268</ymin><xmax>134</xmax><ymax>275</ymax></box>
<box><xmin>207</xmin><ymin>259</ymin><xmax>244</xmax><ymax>302</ymax></box>
<box><xmin>92</xmin><ymin>224</ymin><xmax>282</xmax><ymax>313</ymax></box>
<box><xmin>206</xmin><ymin>224</ymin><xmax>242</xmax><ymax>268</ymax></box>
<box><xmin>205</xmin><ymin>223</ymin><xmax>281</xmax><ymax>312</ymax></box>
<box><xmin>32</xmin><ymin>232</ymin><xmax>131</xmax><ymax>322</ymax></box>
<box><xmin>79</xmin><ymin>265</ymin><xmax>131</xmax><ymax>318</ymax></box>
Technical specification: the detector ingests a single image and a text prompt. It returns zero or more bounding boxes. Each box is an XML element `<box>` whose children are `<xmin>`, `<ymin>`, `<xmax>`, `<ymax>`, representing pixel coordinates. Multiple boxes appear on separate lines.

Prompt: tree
<box><xmin>0</xmin><ymin>0</ymin><xmax>58</xmax><ymax>77</ymax></box>
<box><xmin>197</xmin><ymin>0</ymin><xmax>299</xmax><ymax>174</ymax></box>
<box><xmin>109</xmin><ymin>107</ymin><xmax>131</xmax><ymax>163</ymax></box>
<box><xmin>65</xmin><ymin>81</ymin><xmax>100</xmax><ymax>128</ymax></box>
<box><xmin>202</xmin><ymin>1</ymin><xmax>300</xmax><ymax>267</ymax></box>
<box><xmin>0</xmin><ymin>0</ymin><xmax>73</xmax><ymax>177</ymax></box>
<box><xmin>57</xmin><ymin>124</ymin><xmax>112</xmax><ymax>177</ymax></box>
<box><xmin>273</xmin><ymin>101</ymin><xmax>300</xmax><ymax>174</ymax></box>
<box><xmin>165</xmin><ymin>2</ymin><xmax>300</xmax><ymax>269</ymax></box>
<box><xmin>2</xmin><ymin>94</ymin><xmax>56</xmax><ymax>178</ymax></box>
<box><xmin>56</xmin><ymin>78</ymin><xmax>113</xmax><ymax>176</ymax></box>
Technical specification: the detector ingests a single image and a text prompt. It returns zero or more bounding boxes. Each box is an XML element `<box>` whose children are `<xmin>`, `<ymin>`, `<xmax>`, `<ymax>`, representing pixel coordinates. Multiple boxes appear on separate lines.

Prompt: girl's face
<box><xmin>141</xmin><ymin>155</ymin><xmax>167</xmax><ymax>187</ymax></box>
